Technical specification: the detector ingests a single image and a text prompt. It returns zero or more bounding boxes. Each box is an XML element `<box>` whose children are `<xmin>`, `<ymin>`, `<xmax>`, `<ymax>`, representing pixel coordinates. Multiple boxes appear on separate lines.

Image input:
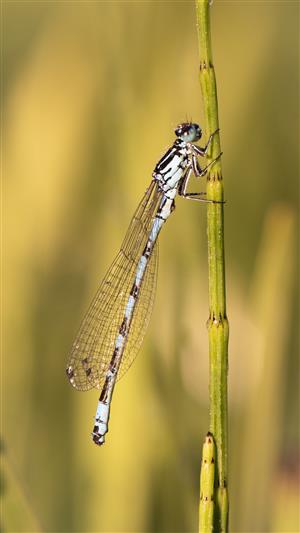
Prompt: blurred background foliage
<box><xmin>2</xmin><ymin>1</ymin><xmax>299</xmax><ymax>532</ymax></box>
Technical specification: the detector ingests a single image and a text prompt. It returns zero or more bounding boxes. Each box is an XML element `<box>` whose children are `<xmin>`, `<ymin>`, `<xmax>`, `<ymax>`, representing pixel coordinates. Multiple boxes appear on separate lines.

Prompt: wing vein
<box><xmin>67</xmin><ymin>180</ymin><xmax>162</xmax><ymax>391</ymax></box>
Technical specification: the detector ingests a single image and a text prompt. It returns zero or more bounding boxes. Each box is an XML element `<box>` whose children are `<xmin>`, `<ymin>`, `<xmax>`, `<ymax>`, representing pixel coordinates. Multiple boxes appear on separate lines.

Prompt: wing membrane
<box><xmin>67</xmin><ymin>180</ymin><xmax>161</xmax><ymax>391</ymax></box>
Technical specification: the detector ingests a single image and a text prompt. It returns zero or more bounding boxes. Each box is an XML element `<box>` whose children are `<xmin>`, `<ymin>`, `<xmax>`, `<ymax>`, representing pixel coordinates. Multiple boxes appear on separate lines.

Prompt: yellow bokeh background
<box><xmin>3</xmin><ymin>2</ymin><xmax>299</xmax><ymax>532</ymax></box>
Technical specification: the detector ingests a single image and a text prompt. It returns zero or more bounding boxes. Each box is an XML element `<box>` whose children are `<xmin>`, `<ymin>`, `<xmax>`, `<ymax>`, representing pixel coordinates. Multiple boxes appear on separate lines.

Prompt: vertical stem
<box><xmin>199</xmin><ymin>433</ymin><xmax>216</xmax><ymax>532</ymax></box>
<box><xmin>195</xmin><ymin>1</ymin><xmax>229</xmax><ymax>531</ymax></box>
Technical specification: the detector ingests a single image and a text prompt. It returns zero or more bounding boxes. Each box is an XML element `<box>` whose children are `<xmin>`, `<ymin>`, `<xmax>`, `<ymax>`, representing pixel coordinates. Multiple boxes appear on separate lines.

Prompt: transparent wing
<box><xmin>66</xmin><ymin>180</ymin><xmax>161</xmax><ymax>391</ymax></box>
<box><xmin>100</xmin><ymin>239</ymin><xmax>158</xmax><ymax>381</ymax></box>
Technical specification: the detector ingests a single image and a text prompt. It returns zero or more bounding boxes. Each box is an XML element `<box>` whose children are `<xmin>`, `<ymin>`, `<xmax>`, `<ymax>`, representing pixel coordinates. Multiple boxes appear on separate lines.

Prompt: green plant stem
<box><xmin>199</xmin><ymin>433</ymin><xmax>216</xmax><ymax>532</ymax></box>
<box><xmin>195</xmin><ymin>1</ymin><xmax>229</xmax><ymax>531</ymax></box>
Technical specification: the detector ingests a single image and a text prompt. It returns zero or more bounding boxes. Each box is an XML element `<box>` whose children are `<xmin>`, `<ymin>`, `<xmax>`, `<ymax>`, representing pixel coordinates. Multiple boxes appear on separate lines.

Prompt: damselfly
<box><xmin>66</xmin><ymin>122</ymin><xmax>221</xmax><ymax>446</ymax></box>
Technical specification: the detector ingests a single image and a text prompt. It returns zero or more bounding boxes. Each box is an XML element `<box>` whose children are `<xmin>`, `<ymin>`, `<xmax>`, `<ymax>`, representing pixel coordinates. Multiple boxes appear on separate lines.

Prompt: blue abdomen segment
<box><xmin>92</xmin><ymin>209</ymin><xmax>167</xmax><ymax>445</ymax></box>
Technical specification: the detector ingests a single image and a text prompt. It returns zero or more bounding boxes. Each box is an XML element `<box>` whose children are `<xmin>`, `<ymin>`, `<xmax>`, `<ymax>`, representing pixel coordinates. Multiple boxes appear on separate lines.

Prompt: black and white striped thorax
<box><xmin>153</xmin><ymin>139</ymin><xmax>191</xmax><ymax>194</ymax></box>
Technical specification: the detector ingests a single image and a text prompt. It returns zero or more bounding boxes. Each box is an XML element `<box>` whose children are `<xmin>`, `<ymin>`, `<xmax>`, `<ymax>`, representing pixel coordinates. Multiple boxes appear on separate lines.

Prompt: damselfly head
<box><xmin>175</xmin><ymin>123</ymin><xmax>202</xmax><ymax>143</ymax></box>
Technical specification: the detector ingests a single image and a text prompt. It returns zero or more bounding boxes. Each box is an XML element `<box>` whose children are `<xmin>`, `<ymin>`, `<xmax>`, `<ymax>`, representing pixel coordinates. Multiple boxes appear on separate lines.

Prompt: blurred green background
<box><xmin>3</xmin><ymin>1</ymin><xmax>299</xmax><ymax>532</ymax></box>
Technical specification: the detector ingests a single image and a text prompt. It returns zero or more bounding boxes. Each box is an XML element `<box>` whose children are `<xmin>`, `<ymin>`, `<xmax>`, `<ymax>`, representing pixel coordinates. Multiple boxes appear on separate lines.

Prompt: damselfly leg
<box><xmin>178</xmin><ymin>151</ymin><xmax>223</xmax><ymax>203</ymax></box>
<box><xmin>192</xmin><ymin>128</ymin><xmax>220</xmax><ymax>157</ymax></box>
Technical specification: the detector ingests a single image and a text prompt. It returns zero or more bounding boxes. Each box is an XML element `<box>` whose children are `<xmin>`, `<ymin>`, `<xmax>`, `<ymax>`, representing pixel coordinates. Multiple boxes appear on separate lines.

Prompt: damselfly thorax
<box><xmin>66</xmin><ymin>122</ymin><xmax>222</xmax><ymax>445</ymax></box>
